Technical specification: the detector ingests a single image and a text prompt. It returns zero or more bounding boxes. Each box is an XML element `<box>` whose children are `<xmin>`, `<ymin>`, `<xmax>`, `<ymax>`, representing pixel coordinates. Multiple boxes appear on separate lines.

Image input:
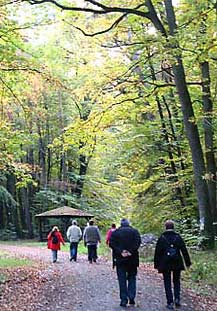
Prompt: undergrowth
<box><xmin>183</xmin><ymin>249</ymin><xmax>217</xmax><ymax>296</ymax></box>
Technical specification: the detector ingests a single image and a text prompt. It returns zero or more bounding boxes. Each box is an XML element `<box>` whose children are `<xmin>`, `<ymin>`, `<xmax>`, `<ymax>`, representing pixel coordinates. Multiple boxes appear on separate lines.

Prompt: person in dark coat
<box><xmin>109</xmin><ymin>218</ymin><xmax>141</xmax><ymax>308</ymax></box>
<box><xmin>154</xmin><ymin>220</ymin><xmax>191</xmax><ymax>310</ymax></box>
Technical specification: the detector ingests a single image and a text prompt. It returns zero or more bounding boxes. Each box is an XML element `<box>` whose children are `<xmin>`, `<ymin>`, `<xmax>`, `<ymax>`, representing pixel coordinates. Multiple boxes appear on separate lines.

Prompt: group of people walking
<box><xmin>47</xmin><ymin>218</ymin><xmax>191</xmax><ymax>310</ymax></box>
<box><xmin>47</xmin><ymin>219</ymin><xmax>101</xmax><ymax>264</ymax></box>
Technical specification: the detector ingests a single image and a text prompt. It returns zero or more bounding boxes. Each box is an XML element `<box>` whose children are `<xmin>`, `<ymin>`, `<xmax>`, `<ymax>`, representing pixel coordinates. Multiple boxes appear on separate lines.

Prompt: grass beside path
<box><xmin>0</xmin><ymin>251</ymin><xmax>33</xmax><ymax>268</ymax></box>
<box><xmin>0</xmin><ymin>249</ymin><xmax>33</xmax><ymax>286</ymax></box>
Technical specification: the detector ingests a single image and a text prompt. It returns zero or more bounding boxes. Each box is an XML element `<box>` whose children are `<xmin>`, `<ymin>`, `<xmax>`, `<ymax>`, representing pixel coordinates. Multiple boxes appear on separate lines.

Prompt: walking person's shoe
<box><xmin>175</xmin><ymin>299</ymin><xmax>181</xmax><ymax>307</ymax></box>
<box><xmin>166</xmin><ymin>303</ymin><xmax>174</xmax><ymax>309</ymax></box>
<box><xmin>120</xmin><ymin>299</ymin><xmax>128</xmax><ymax>308</ymax></box>
<box><xmin>129</xmin><ymin>299</ymin><xmax>135</xmax><ymax>305</ymax></box>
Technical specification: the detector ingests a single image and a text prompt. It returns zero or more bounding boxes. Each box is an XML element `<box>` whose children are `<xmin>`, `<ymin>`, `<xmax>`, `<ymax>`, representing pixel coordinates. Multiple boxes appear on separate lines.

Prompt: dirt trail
<box><xmin>0</xmin><ymin>244</ymin><xmax>211</xmax><ymax>311</ymax></box>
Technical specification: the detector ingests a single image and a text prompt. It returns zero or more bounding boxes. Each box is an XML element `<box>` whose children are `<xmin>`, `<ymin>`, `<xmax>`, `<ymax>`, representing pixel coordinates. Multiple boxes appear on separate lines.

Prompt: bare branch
<box><xmin>0</xmin><ymin>76</ymin><xmax>28</xmax><ymax>115</ymax></box>
<box><xmin>92</xmin><ymin>96</ymin><xmax>142</xmax><ymax>130</ymax></box>
<box><xmin>27</xmin><ymin>0</ymin><xmax>150</xmax><ymax>18</ymax></box>
<box><xmin>101</xmin><ymin>41</ymin><xmax>144</xmax><ymax>48</ymax></box>
<box><xmin>0</xmin><ymin>67</ymin><xmax>42</xmax><ymax>74</ymax></box>
<box><xmin>71</xmin><ymin>98</ymin><xmax>82</xmax><ymax>119</ymax></box>
<box><xmin>71</xmin><ymin>13</ymin><xmax>127</xmax><ymax>37</ymax></box>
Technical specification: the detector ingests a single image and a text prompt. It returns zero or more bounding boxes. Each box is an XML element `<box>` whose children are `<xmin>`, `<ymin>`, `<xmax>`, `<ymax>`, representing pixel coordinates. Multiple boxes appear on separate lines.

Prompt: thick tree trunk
<box><xmin>163</xmin><ymin>0</ymin><xmax>214</xmax><ymax>246</ymax></box>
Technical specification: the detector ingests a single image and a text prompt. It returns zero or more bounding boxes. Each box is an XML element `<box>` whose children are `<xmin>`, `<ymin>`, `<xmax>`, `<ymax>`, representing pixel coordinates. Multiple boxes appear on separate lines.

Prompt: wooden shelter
<box><xmin>35</xmin><ymin>206</ymin><xmax>94</xmax><ymax>241</ymax></box>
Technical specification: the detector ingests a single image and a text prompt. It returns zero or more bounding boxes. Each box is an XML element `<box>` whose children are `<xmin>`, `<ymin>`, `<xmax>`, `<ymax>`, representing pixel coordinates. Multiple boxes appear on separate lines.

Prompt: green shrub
<box><xmin>184</xmin><ymin>249</ymin><xmax>217</xmax><ymax>291</ymax></box>
<box><xmin>191</xmin><ymin>261</ymin><xmax>216</xmax><ymax>282</ymax></box>
<box><xmin>0</xmin><ymin>228</ymin><xmax>17</xmax><ymax>241</ymax></box>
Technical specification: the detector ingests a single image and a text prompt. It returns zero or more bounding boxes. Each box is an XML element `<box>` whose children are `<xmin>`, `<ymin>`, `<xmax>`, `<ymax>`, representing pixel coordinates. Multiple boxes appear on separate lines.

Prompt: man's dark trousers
<box><xmin>163</xmin><ymin>270</ymin><xmax>181</xmax><ymax>304</ymax></box>
<box><xmin>116</xmin><ymin>265</ymin><xmax>137</xmax><ymax>305</ymax></box>
<box><xmin>87</xmin><ymin>244</ymin><xmax>97</xmax><ymax>262</ymax></box>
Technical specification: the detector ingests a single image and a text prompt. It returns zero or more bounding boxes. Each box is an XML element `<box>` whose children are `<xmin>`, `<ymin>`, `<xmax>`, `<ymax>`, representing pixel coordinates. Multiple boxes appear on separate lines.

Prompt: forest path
<box><xmin>0</xmin><ymin>244</ymin><xmax>210</xmax><ymax>311</ymax></box>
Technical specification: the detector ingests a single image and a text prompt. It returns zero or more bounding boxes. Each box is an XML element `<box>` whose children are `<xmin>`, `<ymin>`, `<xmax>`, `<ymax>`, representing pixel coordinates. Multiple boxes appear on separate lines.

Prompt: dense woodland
<box><xmin>0</xmin><ymin>0</ymin><xmax>216</xmax><ymax>248</ymax></box>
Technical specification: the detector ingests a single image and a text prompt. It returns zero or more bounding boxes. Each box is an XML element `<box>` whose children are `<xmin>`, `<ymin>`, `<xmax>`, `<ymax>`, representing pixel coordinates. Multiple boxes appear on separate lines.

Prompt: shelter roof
<box><xmin>35</xmin><ymin>206</ymin><xmax>93</xmax><ymax>218</ymax></box>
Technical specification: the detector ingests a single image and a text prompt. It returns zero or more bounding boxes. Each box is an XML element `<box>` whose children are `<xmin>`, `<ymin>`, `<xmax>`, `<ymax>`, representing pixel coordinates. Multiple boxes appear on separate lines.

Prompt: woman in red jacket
<box><xmin>106</xmin><ymin>223</ymin><xmax>116</xmax><ymax>246</ymax></box>
<box><xmin>47</xmin><ymin>226</ymin><xmax>65</xmax><ymax>263</ymax></box>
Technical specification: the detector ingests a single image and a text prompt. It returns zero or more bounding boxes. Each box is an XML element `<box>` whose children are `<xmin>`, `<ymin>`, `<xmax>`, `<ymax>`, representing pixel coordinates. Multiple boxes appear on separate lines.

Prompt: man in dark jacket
<box><xmin>154</xmin><ymin>220</ymin><xmax>191</xmax><ymax>310</ymax></box>
<box><xmin>109</xmin><ymin>218</ymin><xmax>141</xmax><ymax>308</ymax></box>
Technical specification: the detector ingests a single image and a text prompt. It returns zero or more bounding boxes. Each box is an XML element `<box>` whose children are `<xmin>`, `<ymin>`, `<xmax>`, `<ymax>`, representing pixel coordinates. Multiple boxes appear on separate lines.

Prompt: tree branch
<box><xmin>101</xmin><ymin>41</ymin><xmax>144</xmax><ymax>48</ymax></box>
<box><xmin>27</xmin><ymin>0</ymin><xmax>150</xmax><ymax>18</ymax></box>
<box><xmin>0</xmin><ymin>67</ymin><xmax>42</xmax><ymax>74</ymax></box>
<box><xmin>92</xmin><ymin>96</ymin><xmax>142</xmax><ymax>130</ymax></box>
<box><xmin>65</xmin><ymin>13</ymin><xmax>127</xmax><ymax>37</ymax></box>
<box><xmin>0</xmin><ymin>76</ymin><xmax>27</xmax><ymax>114</ymax></box>
<box><xmin>145</xmin><ymin>0</ymin><xmax>167</xmax><ymax>36</ymax></box>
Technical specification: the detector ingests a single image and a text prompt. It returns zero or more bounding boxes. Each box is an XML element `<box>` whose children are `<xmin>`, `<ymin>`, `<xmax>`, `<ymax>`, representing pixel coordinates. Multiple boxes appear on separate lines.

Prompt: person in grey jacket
<box><xmin>83</xmin><ymin>219</ymin><xmax>101</xmax><ymax>263</ymax></box>
<box><xmin>67</xmin><ymin>220</ymin><xmax>82</xmax><ymax>262</ymax></box>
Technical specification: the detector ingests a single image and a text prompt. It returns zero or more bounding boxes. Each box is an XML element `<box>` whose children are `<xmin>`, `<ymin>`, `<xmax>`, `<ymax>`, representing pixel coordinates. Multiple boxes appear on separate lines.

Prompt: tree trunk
<box><xmin>46</xmin><ymin>113</ymin><xmax>52</xmax><ymax>184</ymax></box>
<box><xmin>200</xmin><ymin>61</ymin><xmax>217</xmax><ymax>232</ymax></box>
<box><xmin>72</xmin><ymin>97</ymin><xmax>91</xmax><ymax>198</ymax></box>
<box><xmin>162</xmin><ymin>96</ymin><xmax>185</xmax><ymax>171</ymax></box>
<box><xmin>163</xmin><ymin>0</ymin><xmax>214</xmax><ymax>246</ymax></box>
<box><xmin>18</xmin><ymin>187</ymin><xmax>34</xmax><ymax>238</ymax></box>
<box><xmin>148</xmin><ymin>57</ymin><xmax>185</xmax><ymax>207</ymax></box>
<box><xmin>47</xmin><ymin>147</ymin><xmax>52</xmax><ymax>184</ymax></box>
<box><xmin>58</xmin><ymin>90</ymin><xmax>67</xmax><ymax>190</ymax></box>
<box><xmin>0</xmin><ymin>200</ymin><xmax>4</xmax><ymax>228</ymax></box>
<box><xmin>74</xmin><ymin>153</ymin><xmax>88</xmax><ymax>198</ymax></box>
<box><xmin>6</xmin><ymin>173</ymin><xmax>21</xmax><ymax>235</ymax></box>
<box><xmin>37</xmin><ymin>122</ymin><xmax>47</xmax><ymax>187</ymax></box>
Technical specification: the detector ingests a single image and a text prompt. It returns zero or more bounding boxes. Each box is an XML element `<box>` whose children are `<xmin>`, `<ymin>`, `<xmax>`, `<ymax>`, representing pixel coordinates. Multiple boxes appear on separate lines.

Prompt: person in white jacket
<box><xmin>66</xmin><ymin>220</ymin><xmax>82</xmax><ymax>262</ymax></box>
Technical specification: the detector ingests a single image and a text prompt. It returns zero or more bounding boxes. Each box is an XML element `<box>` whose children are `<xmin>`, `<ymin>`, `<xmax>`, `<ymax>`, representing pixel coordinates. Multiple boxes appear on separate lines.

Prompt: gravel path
<box><xmin>0</xmin><ymin>244</ymin><xmax>204</xmax><ymax>311</ymax></box>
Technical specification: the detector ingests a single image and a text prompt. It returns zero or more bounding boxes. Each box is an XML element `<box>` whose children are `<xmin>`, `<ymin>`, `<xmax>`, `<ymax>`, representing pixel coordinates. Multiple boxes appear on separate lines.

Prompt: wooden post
<box><xmin>38</xmin><ymin>217</ymin><xmax>43</xmax><ymax>242</ymax></box>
